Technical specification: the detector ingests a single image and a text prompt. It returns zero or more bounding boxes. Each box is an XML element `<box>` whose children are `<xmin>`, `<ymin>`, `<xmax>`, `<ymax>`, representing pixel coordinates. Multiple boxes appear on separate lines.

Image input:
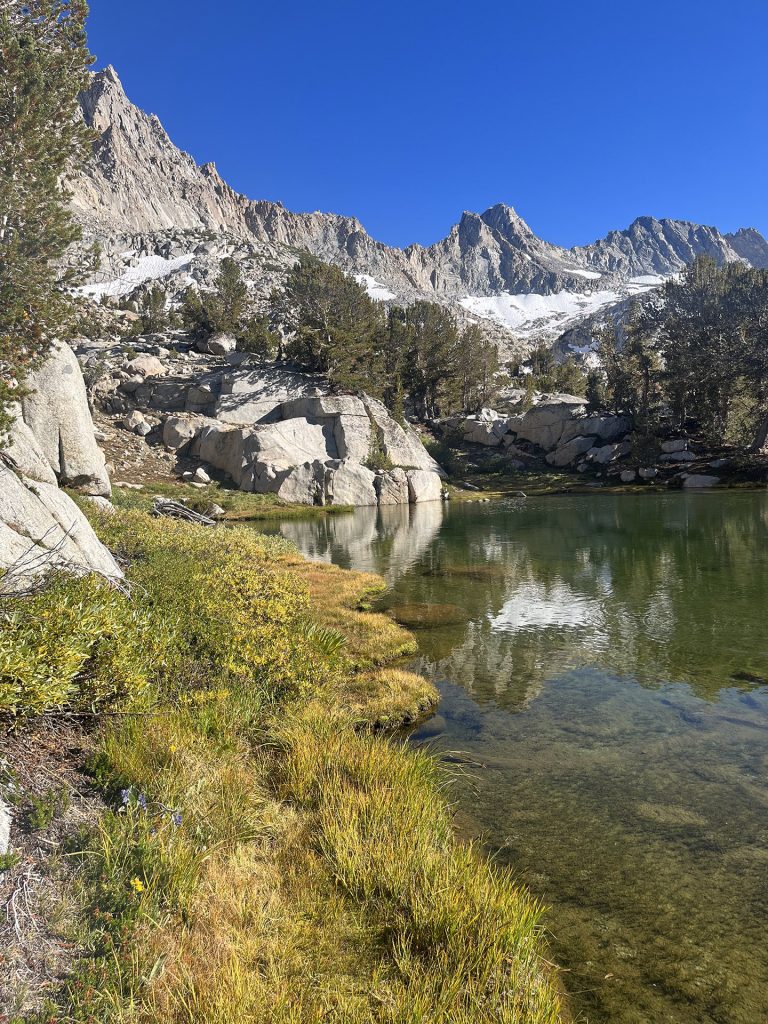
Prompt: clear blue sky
<box><xmin>87</xmin><ymin>0</ymin><xmax>768</xmax><ymax>250</ymax></box>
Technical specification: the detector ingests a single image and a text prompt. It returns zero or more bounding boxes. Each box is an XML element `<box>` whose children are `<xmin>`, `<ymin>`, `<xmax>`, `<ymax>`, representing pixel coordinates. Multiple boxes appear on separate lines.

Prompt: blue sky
<box><xmin>87</xmin><ymin>0</ymin><xmax>768</xmax><ymax>250</ymax></box>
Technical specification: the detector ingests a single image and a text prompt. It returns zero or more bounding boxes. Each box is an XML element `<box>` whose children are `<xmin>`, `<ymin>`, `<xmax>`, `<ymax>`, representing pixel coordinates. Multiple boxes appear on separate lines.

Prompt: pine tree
<box><xmin>585</xmin><ymin>367</ymin><xmax>606</xmax><ymax>413</ymax></box>
<box><xmin>273</xmin><ymin>254</ymin><xmax>385</xmax><ymax>392</ymax></box>
<box><xmin>139</xmin><ymin>284</ymin><xmax>167</xmax><ymax>333</ymax></box>
<box><xmin>180</xmin><ymin>285</ymin><xmax>210</xmax><ymax>337</ymax></box>
<box><xmin>403</xmin><ymin>301</ymin><xmax>460</xmax><ymax>418</ymax></box>
<box><xmin>456</xmin><ymin>324</ymin><xmax>503</xmax><ymax>412</ymax></box>
<box><xmin>207</xmin><ymin>257</ymin><xmax>248</xmax><ymax>334</ymax></box>
<box><xmin>0</xmin><ymin>1</ymin><xmax>93</xmax><ymax>439</ymax></box>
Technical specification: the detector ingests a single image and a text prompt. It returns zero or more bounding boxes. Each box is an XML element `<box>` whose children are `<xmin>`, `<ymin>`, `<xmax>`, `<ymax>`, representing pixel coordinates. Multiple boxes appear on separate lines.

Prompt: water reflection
<box><xmin>276</xmin><ymin>501</ymin><xmax>444</xmax><ymax>584</ymax></box>
<box><xmin>264</xmin><ymin>492</ymin><xmax>768</xmax><ymax>1023</ymax></box>
<box><xmin>275</xmin><ymin>493</ymin><xmax>768</xmax><ymax>705</ymax></box>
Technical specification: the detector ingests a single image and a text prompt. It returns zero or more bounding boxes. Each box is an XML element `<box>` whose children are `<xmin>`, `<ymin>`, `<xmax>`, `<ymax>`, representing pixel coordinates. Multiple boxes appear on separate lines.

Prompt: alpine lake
<box><xmin>259</xmin><ymin>491</ymin><xmax>768</xmax><ymax>1024</ymax></box>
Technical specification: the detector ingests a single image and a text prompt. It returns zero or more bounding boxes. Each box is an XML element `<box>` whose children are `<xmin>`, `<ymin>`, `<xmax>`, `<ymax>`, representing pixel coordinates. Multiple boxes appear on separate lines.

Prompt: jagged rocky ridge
<box><xmin>70</xmin><ymin>67</ymin><xmax>768</xmax><ymax>349</ymax></box>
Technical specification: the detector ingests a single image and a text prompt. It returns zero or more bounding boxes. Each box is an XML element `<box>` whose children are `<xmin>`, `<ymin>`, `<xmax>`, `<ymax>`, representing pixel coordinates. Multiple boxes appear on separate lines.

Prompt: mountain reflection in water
<box><xmin>258</xmin><ymin>492</ymin><xmax>768</xmax><ymax>1023</ymax></box>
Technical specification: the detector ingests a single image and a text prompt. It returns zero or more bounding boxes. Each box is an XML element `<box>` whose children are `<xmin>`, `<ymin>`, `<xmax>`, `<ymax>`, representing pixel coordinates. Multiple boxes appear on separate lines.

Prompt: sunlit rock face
<box><xmin>1</xmin><ymin>350</ymin><xmax>120</xmax><ymax>582</ymax></box>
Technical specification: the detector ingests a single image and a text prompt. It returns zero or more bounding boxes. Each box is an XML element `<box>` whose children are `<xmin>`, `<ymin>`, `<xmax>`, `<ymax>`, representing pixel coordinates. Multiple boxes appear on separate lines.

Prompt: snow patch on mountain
<box><xmin>460</xmin><ymin>289</ymin><xmax>623</xmax><ymax>337</ymax></box>
<box><xmin>569</xmin><ymin>268</ymin><xmax>603</xmax><ymax>281</ymax></box>
<box><xmin>354</xmin><ymin>274</ymin><xmax>396</xmax><ymax>302</ymax></box>
<box><xmin>460</xmin><ymin>276</ymin><xmax>665</xmax><ymax>339</ymax></box>
<box><xmin>79</xmin><ymin>253</ymin><xmax>195</xmax><ymax>300</ymax></box>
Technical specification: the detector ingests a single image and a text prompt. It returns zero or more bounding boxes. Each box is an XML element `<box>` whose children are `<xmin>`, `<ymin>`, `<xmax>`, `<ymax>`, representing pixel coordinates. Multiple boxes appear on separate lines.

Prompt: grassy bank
<box><xmin>109</xmin><ymin>481</ymin><xmax>355</xmax><ymax>521</ymax></box>
<box><xmin>0</xmin><ymin>509</ymin><xmax>564</xmax><ymax>1023</ymax></box>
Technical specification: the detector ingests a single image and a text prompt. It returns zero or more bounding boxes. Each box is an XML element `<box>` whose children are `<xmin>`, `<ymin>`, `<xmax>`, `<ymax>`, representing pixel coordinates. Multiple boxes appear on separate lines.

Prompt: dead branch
<box><xmin>151</xmin><ymin>497</ymin><xmax>217</xmax><ymax>527</ymax></box>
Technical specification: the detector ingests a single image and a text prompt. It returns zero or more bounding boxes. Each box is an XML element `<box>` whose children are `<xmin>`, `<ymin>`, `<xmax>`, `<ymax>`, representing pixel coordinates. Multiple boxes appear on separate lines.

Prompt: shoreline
<box><xmin>0</xmin><ymin>506</ymin><xmax>566</xmax><ymax>1023</ymax></box>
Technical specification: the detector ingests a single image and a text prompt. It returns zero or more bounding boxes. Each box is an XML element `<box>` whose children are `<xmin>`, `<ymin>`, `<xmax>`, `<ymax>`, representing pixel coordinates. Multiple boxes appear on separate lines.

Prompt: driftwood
<box><xmin>151</xmin><ymin>498</ymin><xmax>217</xmax><ymax>527</ymax></box>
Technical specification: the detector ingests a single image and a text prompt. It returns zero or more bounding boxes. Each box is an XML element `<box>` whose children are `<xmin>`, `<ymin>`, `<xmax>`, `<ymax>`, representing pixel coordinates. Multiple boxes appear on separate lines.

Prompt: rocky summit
<box><xmin>69</xmin><ymin>67</ymin><xmax>768</xmax><ymax>350</ymax></box>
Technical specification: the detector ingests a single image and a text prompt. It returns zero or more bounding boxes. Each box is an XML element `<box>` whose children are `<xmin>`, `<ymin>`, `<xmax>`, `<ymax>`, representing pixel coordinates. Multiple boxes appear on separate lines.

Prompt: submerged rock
<box><xmin>388</xmin><ymin>603</ymin><xmax>469</xmax><ymax>627</ymax></box>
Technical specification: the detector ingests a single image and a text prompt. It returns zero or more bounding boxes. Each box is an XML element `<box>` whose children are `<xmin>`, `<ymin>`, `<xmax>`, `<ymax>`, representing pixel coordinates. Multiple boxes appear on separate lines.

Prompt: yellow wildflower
<box><xmin>129</xmin><ymin>877</ymin><xmax>145</xmax><ymax>893</ymax></box>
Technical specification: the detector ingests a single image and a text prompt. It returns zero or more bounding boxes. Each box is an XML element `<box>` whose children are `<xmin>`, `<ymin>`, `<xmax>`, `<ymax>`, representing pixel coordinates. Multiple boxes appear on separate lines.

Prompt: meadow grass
<box><xmin>110</xmin><ymin>481</ymin><xmax>354</xmax><ymax>520</ymax></box>
<box><xmin>1</xmin><ymin>508</ymin><xmax>565</xmax><ymax>1024</ymax></box>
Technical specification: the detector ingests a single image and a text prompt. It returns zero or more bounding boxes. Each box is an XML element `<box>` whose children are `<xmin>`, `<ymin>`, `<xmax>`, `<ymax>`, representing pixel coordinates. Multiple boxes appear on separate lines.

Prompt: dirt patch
<box><xmin>0</xmin><ymin>718</ymin><xmax>105</xmax><ymax>1020</ymax></box>
<box><xmin>94</xmin><ymin>412</ymin><xmax>179</xmax><ymax>485</ymax></box>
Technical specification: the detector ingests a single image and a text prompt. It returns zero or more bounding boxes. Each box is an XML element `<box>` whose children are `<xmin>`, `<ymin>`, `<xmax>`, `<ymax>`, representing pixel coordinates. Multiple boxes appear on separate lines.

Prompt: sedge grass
<box><xmin>25</xmin><ymin>507</ymin><xmax>565</xmax><ymax>1024</ymax></box>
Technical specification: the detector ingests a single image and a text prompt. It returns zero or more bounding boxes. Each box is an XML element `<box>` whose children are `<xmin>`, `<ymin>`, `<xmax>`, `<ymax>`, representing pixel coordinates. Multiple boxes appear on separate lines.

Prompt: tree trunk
<box><xmin>751</xmin><ymin>408</ymin><xmax>768</xmax><ymax>452</ymax></box>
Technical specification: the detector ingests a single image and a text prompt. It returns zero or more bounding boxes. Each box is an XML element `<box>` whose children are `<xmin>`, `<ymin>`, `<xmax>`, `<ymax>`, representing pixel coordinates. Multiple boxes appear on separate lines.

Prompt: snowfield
<box><xmin>354</xmin><ymin>273</ymin><xmax>396</xmax><ymax>302</ymax></box>
<box><xmin>460</xmin><ymin>276</ymin><xmax>665</xmax><ymax>339</ymax></box>
<box><xmin>78</xmin><ymin>253</ymin><xmax>195</xmax><ymax>300</ymax></box>
<box><xmin>569</xmin><ymin>268</ymin><xmax>603</xmax><ymax>281</ymax></box>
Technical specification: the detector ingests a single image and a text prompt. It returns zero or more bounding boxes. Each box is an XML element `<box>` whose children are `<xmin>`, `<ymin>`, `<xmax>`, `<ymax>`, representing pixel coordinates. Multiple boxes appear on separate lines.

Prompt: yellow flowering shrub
<box><xmin>93</xmin><ymin>510</ymin><xmax>324</xmax><ymax>704</ymax></box>
<box><xmin>0</xmin><ymin>573</ymin><xmax>169</xmax><ymax>715</ymax></box>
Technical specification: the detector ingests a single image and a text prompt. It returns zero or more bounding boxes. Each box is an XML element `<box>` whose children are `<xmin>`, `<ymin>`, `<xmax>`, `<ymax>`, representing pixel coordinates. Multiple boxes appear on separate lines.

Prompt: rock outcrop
<box><xmin>18</xmin><ymin>341</ymin><xmax>111</xmax><ymax>497</ymax></box>
<box><xmin>194</xmin><ymin>380</ymin><xmax>443</xmax><ymax>506</ymax></box>
<box><xmin>86</xmin><ymin>343</ymin><xmax>443</xmax><ymax>506</ymax></box>
<box><xmin>513</xmin><ymin>395</ymin><xmax>587</xmax><ymax>450</ymax></box>
<box><xmin>0</xmin><ymin>346</ymin><xmax>120</xmax><ymax>581</ymax></box>
<box><xmin>0</xmin><ymin>467</ymin><xmax>121</xmax><ymax>581</ymax></box>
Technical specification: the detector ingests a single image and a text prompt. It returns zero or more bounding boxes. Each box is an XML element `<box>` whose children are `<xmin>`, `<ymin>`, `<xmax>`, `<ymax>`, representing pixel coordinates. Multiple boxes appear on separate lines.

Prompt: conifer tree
<box><xmin>273</xmin><ymin>254</ymin><xmax>385</xmax><ymax>392</ymax></box>
<box><xmin>456</xmin><ymin>324</ymin><xmax>503</xmax><ymax>411</ymax></box>
<box><xmin>139</xmin><ymin>284</ymin><xmax>167</xmax><ymax>333</ymax></box>
<box><xmin>0</xmin><ymin>0</ymin><xmax>93</xmax><ymax>438</ymax></box>
<box><xmin>208</xmin><ymin>257</ymin><xmax>248</xmax><ymax>334</ymax></box>
<box><xmin>403</xmin><ymin>301</ymin><xmax>460</xmax><ymax>419</ymax></box>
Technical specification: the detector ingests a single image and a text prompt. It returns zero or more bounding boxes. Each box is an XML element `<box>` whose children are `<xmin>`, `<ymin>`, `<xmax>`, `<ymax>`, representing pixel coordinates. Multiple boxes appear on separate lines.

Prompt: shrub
<box><xmin>0</xmin><ymin>573</ymin><xmax>167</xmax><ymax>716</ymax></box>
<box><xmin>93</xmin><ymin>510</ymin><xmax>324</xmax><ymax>707</ymax></box>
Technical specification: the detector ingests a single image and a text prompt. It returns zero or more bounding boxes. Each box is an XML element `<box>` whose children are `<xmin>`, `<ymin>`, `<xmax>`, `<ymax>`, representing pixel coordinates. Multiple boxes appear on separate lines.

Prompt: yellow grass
<box><xmin>48</xmin><ymin>508</ymin><xmax>565</xmax><ymax>1023</ymax></box>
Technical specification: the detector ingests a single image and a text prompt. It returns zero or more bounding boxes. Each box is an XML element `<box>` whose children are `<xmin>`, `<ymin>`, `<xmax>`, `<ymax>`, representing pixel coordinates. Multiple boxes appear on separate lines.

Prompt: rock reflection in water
<box><xmin>275</xmin><ymin>501</ymin><xmax>445</xmax><ymax>584</ymax></box>
<box><xmin>260</xmin><ymin>491</ymin><xmax>768</xmax><ymax>1023</ymax></box>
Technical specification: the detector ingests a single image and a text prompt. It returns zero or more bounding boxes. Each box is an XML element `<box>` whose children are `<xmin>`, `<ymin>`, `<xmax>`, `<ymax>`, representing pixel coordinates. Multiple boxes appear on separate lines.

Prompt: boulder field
<box><xmin>447</xmin><ymin>396</ymin><xmax>729</xmax><ymax>487</ymax></box>
<box><xmin>83</xmin><ymin>337</ymin><xmax>445</xmax><ymax>506</ymax></box>
<box><xmin>452</xmin><ymin>395</ymin><xmax>633</xmax><ymax>461</ymax></box>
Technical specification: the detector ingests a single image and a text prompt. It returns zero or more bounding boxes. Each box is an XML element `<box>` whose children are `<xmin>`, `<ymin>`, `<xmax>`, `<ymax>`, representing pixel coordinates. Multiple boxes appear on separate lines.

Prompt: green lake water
<box><xmin>263</xmin><ymin>492</ymin><xmax>768</xmax><ymax>1023</ymax></box>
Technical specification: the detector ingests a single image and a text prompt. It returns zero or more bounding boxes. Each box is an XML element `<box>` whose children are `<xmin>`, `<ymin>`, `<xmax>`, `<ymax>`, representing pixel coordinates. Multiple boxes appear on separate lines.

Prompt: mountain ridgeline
<box><xmin>71</xmin><ymin>66</ymin><xmax>768</xmax><ymax>345</ymax></box>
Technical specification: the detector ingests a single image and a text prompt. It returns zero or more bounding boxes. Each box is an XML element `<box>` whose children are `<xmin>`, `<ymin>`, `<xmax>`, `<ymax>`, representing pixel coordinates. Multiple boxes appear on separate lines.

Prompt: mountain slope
<box><xmin>70</xmin><ymin>67</ymin><xmax>768</xmax><ymax>347</ymax></box>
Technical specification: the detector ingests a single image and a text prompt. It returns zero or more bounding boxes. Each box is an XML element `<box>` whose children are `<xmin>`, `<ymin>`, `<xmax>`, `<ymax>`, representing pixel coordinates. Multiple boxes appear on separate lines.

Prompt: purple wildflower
<box><xmin>171</xmin><ymin>812</ymin><xmax>182</xmax><ymax>827</ymax></box>
<box><xmin>137</xmin><ymin>793</ymin><xmax>147</xmax><ymax>811</ymax></box>
<box><xmin>120</xmin><ymin>788</ymin><xmax>131</xmax><ymax>806</ymax></box>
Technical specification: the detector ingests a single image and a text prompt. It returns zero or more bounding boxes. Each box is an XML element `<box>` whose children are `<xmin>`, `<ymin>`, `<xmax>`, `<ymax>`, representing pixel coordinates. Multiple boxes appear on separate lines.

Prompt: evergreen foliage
<box><xmin>510</xmin><ymin>344</ymin><xmax>587</xmax><ymax>397</ymax></box>
<box><xmin>181</xmin><ymin>257</ymin><xmax>278</xmax><ymax>354</ymax></box>
<box><xmin>273</xmin><ymin>254</ymin><xmax>384</xmax><ymax>390</ymax></box>
<box><xmin>138</xmin><ymin>284</ymin><xmax>167</xmax><ymax>333</ymax></box>
<box><xmin>594</xmin><ymin>257</ymin><xmax>768</xmax><ymax>446</ymax></box>
<box><xmin>273</xmin><ymin>254</ymin><xmax>504</xmax><ymax>416</ymax></box>
<box><xmin>0</xmin><ymin>0</ymin><xmax>93</xmax><ymax>438</ymax></box>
